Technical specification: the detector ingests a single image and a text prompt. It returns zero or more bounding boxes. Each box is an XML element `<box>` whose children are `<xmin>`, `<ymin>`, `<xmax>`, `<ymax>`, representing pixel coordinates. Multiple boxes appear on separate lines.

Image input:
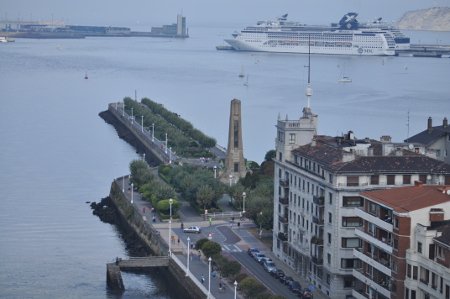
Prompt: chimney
<box><xmin>444</xmin><ymin>117</ymin><xmax>448</xmax><ymax>128</ymax></box>
<box><xmin>428</xmin><ymin>117</ymin><xmax>433</xmax><ymax>133</ymax></box>
<box><xmin>429</xmin><ymin>208</ymin><xmax>444</xmax><ymax>223</ymax></box>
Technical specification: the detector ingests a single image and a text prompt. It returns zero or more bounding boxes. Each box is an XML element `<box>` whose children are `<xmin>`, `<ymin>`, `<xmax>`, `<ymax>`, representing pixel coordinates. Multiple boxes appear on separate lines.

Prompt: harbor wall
<box><xmin>108</xmin><ymin>180</ymin><xmax>206</xmax><ymax>299</ymax></box>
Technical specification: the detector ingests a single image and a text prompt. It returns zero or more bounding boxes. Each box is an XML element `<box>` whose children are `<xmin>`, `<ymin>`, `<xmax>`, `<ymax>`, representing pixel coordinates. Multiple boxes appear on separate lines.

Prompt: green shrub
<box><xmin>195</xmin><ymin>238</ymin><xmax>209</xmax><ymax>250</ymax></box>
<box><xmin>156</xmin><ymin>199</ymin><xmax>179</xmax><ymax>215</ymax></box>
<box><xmin>239</xmin><ymin>277</ymin><xmax>266</xmax><ymax>298</ymax></box>
<box><xmin>220</xmin><ymin>260</ymin><xmax>241</xmax><ymax>278</ymax></box>
<box><xmin>234</xmin><ymin>272</ymin><xmax>248</xmax><ymax>283</ymax></box>
<box><xmin>200</xmin><ymin>240</ymin><xmax>222</xmax><ymax>257</ymax></box>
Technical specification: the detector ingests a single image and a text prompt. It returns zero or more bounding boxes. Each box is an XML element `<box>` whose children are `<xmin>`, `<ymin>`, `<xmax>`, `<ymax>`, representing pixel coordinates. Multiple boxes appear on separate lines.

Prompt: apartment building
<box><xmin>273</xmin><ymin>106</ymin><xmax>450</xmax><ymax>298</ymax></box>
<box><xmin>353</xmin><ymin>184</ymin><xmax>450</xmax><ymax>299</ymax></box>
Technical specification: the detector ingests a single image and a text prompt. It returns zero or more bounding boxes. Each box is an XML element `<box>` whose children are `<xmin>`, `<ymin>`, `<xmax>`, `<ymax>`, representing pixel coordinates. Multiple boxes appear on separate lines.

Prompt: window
<box><xmin>420</xmin><ymin>267</ymin><xmax>429</xmax><ymax>284</ymax></box>
<box><xmin>328</xmin><ymin>233</ymin><xmax>331</xmax><ymax>244</ymax></box>
<box><xmin>327</xmin><ymin>253</ymin><xmax>331</xmax><ymax>264</ymax></box>
<box><xmin>343</xmin><ymin>196</ymin><xmax>363</xmax><ymax>207</ymax></box>
<box><xmin>370</xmin><ymin>175</ymin><xmax>379</xmax><ymax>185</ymax></box>
<box><xmin>387</xmin><ymin>175</ymin><xmax>395</xmax><ymax>185</ymax></box>
<box><xmin>234</xmin><ymin>162</ymin><xmax>239</xmax><ymax>172</ymax></box>
<box><xmin>411</xmin><ymin>290</ymin><xmax>416</xmax><ymax>299</ymax></box>
<box><xmin>289</xmin><ymin>133</ymin><xmax>296</xmax><ymax>144</ymax></box>
<box><xmin>343</xmin><ymin>276</ymin><xmax>354</xmax><ymax>288</ymax></box>
<box><xmin>369</xmin><ymin>201</ymin><xmax>377</xmax><ymax>214</ymax></box>
<box><xmin>403</xmin><ymin>175</ymin><xmax>411</xmax><ymax>184</ymax></box>
<box><xmin>328</xmin><ymin>212</ymin><xmax>332</xmax><ymax>224</ymax></box>
<box><xmin>413</xmin><ymin>266</ymin><xmax>418</xmax><ymax>280</ymax></box>
<box><xmin>342</xmin><ymin>238</ymin><xmax>361</xmax><ymax>248</ymax></box>
<box><xmin>347</xmin><ymin>176</ymin><xmax>359</xmax><ymax>186</ymax></box>
<box><xmin>419</xmin><ymin>174</ymin><xmax>427</xmax><ymax>183</ymax></box>
<box><xmin>418</xmin><ymin>242</ymin><xmax>422</xmax><ymax>253</ymax></box>
<box><xmin>407</xmin><ymin>264</ymin><xmax>411</xmax><ymax>278</ymax></box>
<box><xmin>437</xmin><ymin>245</ymin><xmax>445</xmax><ymax>259</ymax></box>
<box><xmin>341</xmin><ymin>259</ymin><xmax>360</xmax><ymax>269</ymax></box>
<box><xmin>342</xmin><ymin>217</ymin><xmax>362</xmax><ymax>227</ymax></box>
<box><xmin>329</xmin><ymin>192</ymin><xmax>333</xmax><ymax>205</ymax></box>
<box><xmin>326</xmin><ymin>274</ymin><xmax>330</xmax><ymax>285</ymax></box>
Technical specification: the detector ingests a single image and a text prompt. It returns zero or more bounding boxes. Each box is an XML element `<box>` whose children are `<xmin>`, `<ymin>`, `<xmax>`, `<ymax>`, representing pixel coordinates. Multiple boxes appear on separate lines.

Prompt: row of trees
<box><xmin>129</xmin><ymin>159</ymin><xmax>179</xmax><ymax>218</ymax></box>
<box><xmin>122</xmin><ymin>97</ymin><xmax>216</xmax><ymax>157</ymax></box>
<box><xmin>159</xmin><ymin>164</ymin><xmax>224</xmax><ymax>212</ymax></box>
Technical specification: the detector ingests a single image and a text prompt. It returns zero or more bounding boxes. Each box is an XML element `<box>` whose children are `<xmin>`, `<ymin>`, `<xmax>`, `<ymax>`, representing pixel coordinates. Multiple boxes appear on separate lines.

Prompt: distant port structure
<box><xmin>0</xmin><ymin>14</ymin><xmax>188</xmax><ymax>39</ymax></box>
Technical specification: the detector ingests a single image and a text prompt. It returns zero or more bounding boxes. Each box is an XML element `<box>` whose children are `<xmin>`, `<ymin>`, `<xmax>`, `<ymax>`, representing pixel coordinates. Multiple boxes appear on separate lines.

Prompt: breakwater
<box><xmin>105</xmin><ymin>179</ymin><xmax>207</xmax><ymax>298</ymax></box>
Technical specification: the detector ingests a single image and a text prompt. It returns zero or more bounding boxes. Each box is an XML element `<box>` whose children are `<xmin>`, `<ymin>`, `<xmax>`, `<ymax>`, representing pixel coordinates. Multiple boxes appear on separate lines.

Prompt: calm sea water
<box><xmin>0</xmin><ymin>25</ymin><xmax>449</xmax><ymax>298</ymax></box>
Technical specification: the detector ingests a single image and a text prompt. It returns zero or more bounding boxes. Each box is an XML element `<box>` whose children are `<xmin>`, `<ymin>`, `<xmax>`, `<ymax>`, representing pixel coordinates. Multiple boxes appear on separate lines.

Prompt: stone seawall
<box><xmin>108</xmin><ymin>180</ymin><xmax>206</xmax><ymax>299</ymax></box>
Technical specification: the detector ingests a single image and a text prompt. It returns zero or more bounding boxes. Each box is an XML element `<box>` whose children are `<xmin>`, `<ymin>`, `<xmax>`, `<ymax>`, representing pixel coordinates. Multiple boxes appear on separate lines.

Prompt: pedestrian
<box><xmin>177</xmin><ymin>237</ymin><xmax>180</xmax><ymax>244</ymax></box>
<box><xmin>219</xmin><ymin>281</ymin><xmax>223</xmax><ymax>291</ymax></box>
<box><xmin>152</xmin><ymin>215</ymin><xmax>156</xmax><ymax>222</ymax></box>
<box><xmin>201</xmin><ymin>274</ymin><xmax>205</xmax><ymax>284</ymax></box>
<box><xmin>143</xmin><ymin>207</ymin><xmax>146</xmax><ymax>213</ymax></box>
<box><xmin>181</xmin><ymin>222</ymin><xmax>184</xmax><ymax>229</ymax></box>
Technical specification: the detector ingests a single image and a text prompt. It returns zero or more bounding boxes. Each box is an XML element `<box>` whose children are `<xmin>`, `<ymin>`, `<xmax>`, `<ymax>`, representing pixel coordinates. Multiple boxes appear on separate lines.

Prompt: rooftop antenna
<box><xmin>305</xmin><ymin>34</ymin><xmax>313</xmax><ymax>109</ymax></box>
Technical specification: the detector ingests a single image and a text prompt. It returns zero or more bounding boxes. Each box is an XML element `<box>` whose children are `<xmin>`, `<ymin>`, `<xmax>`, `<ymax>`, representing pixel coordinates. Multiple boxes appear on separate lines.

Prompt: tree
<box><xmin>200</xmin><ymin>240</ymin><xmax>222</xmax><ymax>257</ymax></box>
<box><xmin>239</xmin><ymin>277</ymin><xmax>266</xmax><ymax>298</ymax></box>
<box><xmin>196</xmin><ymin>185</ymin><xmax>214</xmax><ymax>210</ymax></box>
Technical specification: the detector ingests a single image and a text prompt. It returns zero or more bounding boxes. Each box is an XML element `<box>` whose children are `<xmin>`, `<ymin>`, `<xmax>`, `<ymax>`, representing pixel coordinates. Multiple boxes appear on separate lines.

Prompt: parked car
<box><xmin>289</xmin><ymin>281</ymin><xmax>302</xmax><ymax>294</ymax></box>
<box><xmin>183</xmin><ymin>226</ymin><xmax>201</xmax><ymax>233</ymax></box>
<box><xmin>259</xmin><ymin>256</ymin><xmax>273</xmax><ymax>265</ymax></box>
<box><xmin>254</xmin><ymin>252</ymin><xmax>267</xmax><ymax>263</ymax></box>
<box><xmin>300</xmin><ymin>288</ymin><xmax>313</xmax><ymax>298</ymax></box>
<box><xmin>283</xmin><ymin>276</ymin><xmax>294</xmax><ymax>286</ymax></box>
<box><xmin>273</xmin><ymin>269</ymin><xmax>285</xmax><ymax>280</ymax></box>
<box><xmin>263</xmin><ymin>260</ymin><xmax>277</xmax><ymax>273</ymax></box>
<box><xmin>247</xmin><ymin>248</ymin><xmax>259</xmax><ymax>256</ymax></box>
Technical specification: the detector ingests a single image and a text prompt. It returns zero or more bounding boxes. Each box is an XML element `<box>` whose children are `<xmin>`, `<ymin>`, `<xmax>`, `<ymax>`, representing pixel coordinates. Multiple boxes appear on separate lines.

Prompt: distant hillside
<box><xmin>397</xmin><ymin>7</ymin><xmax>450</xmax><ymax>31</ymax></box>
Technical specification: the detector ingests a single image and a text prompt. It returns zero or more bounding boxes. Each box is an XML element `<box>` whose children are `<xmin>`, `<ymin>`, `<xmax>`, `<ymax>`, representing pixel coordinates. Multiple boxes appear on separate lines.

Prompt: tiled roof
<box><xmin>360</xmin><ymin>185</ymin><xmax>450</xmax><ymax>213</ymax></box>
<box><xmin>292</xmin><ymin>137</ymin><xmax>450</xmax><ymax>174</ymax></box>
<box><xmin>434</xmin><ymin>223</ymin><xmax>450</xmax><ymax>246</ymax></box>
<box><xmin>405</xmin><ymin>124</ymin><xmax>450</xmax><ymax>146</ymax></box>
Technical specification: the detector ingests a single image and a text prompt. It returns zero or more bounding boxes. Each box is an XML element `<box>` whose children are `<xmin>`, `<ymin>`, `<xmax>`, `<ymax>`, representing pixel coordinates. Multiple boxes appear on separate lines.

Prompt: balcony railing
<box><xmin>313</xmin><ymin>195</ymin><xmax>324</xmax><ymax>206</ymax></box>
<box><xmin>279</xmin><ymin>215</ymin><xmax>288</xmax><ymax>224</ymax></box>
<box><xmin>279</xmin><ymin>178</ymin><xmax>289</xmax><ymax>188</ymax></box>
<box><xmin>279</xmin><ymin>196</ymin><xmax>288</xmax><ymax>205</ymax></box>
<box><xmin>312</xmin><ymin>216</ymin><xmax>324</xmax><ymax>225</ymax></box>
<box><xmin>278</xmin><ymin>232</ymin><xmax>288</xmax><ymax>242</ymax></box>
<box><xmin>311</xmin><ymin>256</ymin><xmax>323</xmax><ymax>265</ymax></box>
<box><xmin>311</xmin><ymin>235</ymin><xmax>323</xmax><ymax>245</ymax></box>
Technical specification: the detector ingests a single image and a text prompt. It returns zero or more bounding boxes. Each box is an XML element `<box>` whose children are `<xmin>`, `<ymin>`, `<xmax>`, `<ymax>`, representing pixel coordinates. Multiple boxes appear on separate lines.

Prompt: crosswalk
<box><xmin>222</xmin><ymin>244</ymin><xmax>242</xmax><ymax>252</ymax></box>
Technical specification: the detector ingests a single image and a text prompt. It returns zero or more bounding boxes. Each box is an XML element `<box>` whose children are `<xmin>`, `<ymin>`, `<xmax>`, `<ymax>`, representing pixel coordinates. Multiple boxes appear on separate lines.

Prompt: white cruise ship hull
<box><xmin>225</xmin><ymin>37</ymin><xmax>395</xmax><ymax>56</ymax></box>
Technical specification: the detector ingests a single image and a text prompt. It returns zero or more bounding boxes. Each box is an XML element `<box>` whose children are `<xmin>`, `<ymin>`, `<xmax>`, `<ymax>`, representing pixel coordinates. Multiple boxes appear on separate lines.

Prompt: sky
<box><xmin>1</xmin><ymin>0</ymin><xmax>449</xmax><ymax>28</ymax></box>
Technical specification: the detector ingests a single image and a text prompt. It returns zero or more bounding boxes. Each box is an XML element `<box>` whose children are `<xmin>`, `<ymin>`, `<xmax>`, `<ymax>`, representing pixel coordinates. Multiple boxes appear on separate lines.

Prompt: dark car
<box><xmin>273</xmin><ymin>269</ymin><xmax>285</xmax><ymax>280</ymax></box>
<box><xmin>283</xmin><ymin>276</ymin><xmax>294</xmax><ymax>286</ymax></box>
<box><xmin>300</xmin><ymin>288</ymin><xmax>313</xmax><ymax>298</ymax></box>
<box><xmin>289</xmin><ymin>281</ymin><xmax>302</xmax><ymax>294</ymax></box>
<box><xmin>247</xmin><ymin>248</ymin><xmax>259</xmax><ymax>256</ymax></box>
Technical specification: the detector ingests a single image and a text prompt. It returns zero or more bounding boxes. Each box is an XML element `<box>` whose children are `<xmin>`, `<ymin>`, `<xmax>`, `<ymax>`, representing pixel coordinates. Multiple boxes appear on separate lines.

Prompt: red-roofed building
<box><xmin>353</xmin><ymin>184</ymin><xmax>450</xmax><ymax>299</ymax></box>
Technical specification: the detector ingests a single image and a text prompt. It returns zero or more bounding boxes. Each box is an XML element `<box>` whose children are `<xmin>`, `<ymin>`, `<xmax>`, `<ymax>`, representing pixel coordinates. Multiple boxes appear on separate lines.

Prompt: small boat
<box><xmin>84</xmin><ymin>72</ymin><xmax>88</xmax><ymax>79</ymax></box>
<box><xmin>238</xmin><ymin>65</ymin><xmax>245</xmax><ymax>78</ymax></box>
<box><xmin>338</xmin><ymin>76</ymin><xmax>352</xmax><ymax>83</ymax></box>
<box><xmin>0</xmin><ymin>36</ymin><xmax>14</xmax><ymax>43</ymax></box>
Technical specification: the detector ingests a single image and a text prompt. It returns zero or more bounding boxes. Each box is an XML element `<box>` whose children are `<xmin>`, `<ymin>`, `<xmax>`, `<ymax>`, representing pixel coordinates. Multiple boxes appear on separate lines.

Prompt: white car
<box><xmin>183</xmin><ymin>226</ymin><xmax>201</xmax><ymax>233</ymax></box>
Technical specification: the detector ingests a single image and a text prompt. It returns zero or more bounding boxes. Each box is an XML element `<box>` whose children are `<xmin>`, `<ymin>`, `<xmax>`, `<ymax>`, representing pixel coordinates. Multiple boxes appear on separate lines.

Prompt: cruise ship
<box><xmin>224</xmin><ymin>13</ymin><xmax>400</xmax><ymax>56</ymax></box>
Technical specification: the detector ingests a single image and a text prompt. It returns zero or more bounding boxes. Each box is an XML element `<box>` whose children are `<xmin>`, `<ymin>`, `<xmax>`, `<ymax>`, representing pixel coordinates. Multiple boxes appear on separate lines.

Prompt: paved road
<box><xmin>120</xmin><ymin>175</ymin><xmax>325</xmax><ymax>299</ymax></box>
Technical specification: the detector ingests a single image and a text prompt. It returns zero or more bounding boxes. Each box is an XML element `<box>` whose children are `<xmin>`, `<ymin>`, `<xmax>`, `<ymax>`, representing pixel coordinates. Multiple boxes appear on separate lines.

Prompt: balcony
<box><xmin>353</xmin><ymin>248</ymin><xmax>391</xmax><ymax>277</ymax></box>
<box><xmin>279</xmin><ymin>178</ymin><xmax>289</xmax><ymax>188</ymax></box>
<box><xmin>312</xmin><ymin>216</ymin><xmax>324</xmax><ymax>225</ymax></box>
<box><xmin>278</xmin><ymin>232</ymin><xmax>288</xmax><ymax>242</ymax></box>
<box><xmin>354</xmin><ymin>208</ymin><xmax>393</xmax><ymax>232</ymax></box>
<box><xmin>279</xmin><ymin>196</ymin><xmax>288</xmax><ymax>205</ymax></box>
<box><xmin>311</xmin><ymin>256</ymin><xmax>323</xmax><ymax>265</ymax></box>
<box><xmin>311</xmin><ymin>235</ymin><xmax>324</xmax><ymax>245</ymax></box>
<box><xmin>279</xmin><ymin>215</ymin><xmax>288</xmax><ymax>224</ymax></box>
<box><xmin>313</xmin><ymin>195</ymin><xmax>324</xmax><ymax>206</ymax></box>
<box><xmin>355</xmin><ymin>228</ymin><xmax>393</xmax><ymax>254</ymax></box>
<box><xmin>352</xmin><ymin>268</ymin><xmax>391</xmax><ymax>298</ymax></box>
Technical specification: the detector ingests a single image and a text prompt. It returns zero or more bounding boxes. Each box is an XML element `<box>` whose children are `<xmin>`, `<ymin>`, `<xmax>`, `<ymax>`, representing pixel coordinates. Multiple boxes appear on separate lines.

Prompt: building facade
<box><xmin>354</xmin><ymin>184</ymin><xmax>450</xmax><ymax>299</ymax></box>
<box><xmin>273</xmin><ymin>107</ymin><xmax>450</xmax><ymax>298</ymax></box>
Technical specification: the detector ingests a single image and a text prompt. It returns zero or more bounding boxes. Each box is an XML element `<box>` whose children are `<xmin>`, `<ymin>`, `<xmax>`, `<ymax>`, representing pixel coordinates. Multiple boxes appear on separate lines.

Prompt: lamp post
<box><xmin>229</xmin><ymin>174</ymin><xmax>233</xmax><ymax>187</ymax></box>
<box><xmin>152</xmin><ymin>123</ymin><xmax>155</xmax><ymax>142</ymax></box>
<box><xmin>122</xmin><ymin>175</ymin><xmax>125</xmax><ymax>193</ymax></box>
<box><xmin>165</xmin><ymin>133</ymin><xmax>168</xmax><ymax>154</ymax></box>
<box><xmin>141</xmin><ymin>115</ymin><xmax>144</xmax><ymax>132</ymax></box>
<box><xmin>259</xmin><ymin>211</ymin><xmax>263</xmax><ymax>238</ymax></box>
<box><xmin>213</xmin><ymin>166</ymin><xmax>217</xmax><ymax>179</ymax></box>
<box><xmin>168</xmin><ymin>198</ymin><xmax>173</xmax><ymax>256</ymax></box>
<box><xmin>242</xmin><ymin>192</ymin><xmax>246</xmax><ymax>214</ymax></box>
<box><xmin>131</xmin><ymin>107</ymin><xmax>134</xmax><ymax>123</ymax></box>
<box><xmin>234</xmin><ymin>280</ymin><xmax>238</xmax><ymax>299</ymax></box>
<box><xmin>186</xmin><ymin>236</ymin><xmax>191</xmax><ymax>276</ymax></box>
<box><xmin>122</xmin><ymin>102</ymin><xmax>125</xmax><ymax>117</ymax></box>
<box><xmin>131</xmin><ymin>183</ymin><xmax>134</xmax><ymax>204</ymax></box>
<box><xmin>169</xmin><ymin>147</ymin><xmax>172</xmax><ymax>164</ymax></box>
<box><xmin>208</xmin><ymin>257</ymin><xmax>212</xmax><ymax>298</ymax></box>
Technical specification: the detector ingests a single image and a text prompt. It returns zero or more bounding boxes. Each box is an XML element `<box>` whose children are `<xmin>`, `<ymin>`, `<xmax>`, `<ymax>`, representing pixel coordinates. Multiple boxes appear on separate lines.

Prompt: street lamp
<box><xmin>131</xmin><ymin>183</ymin><xmax>134</xmax><ymax>204</ymax></box>
<box><xmin>131</xmin><ymin>107</ymin><xmax>134</xmax><ymax>123</ymax></box>
<box><xmin>141</xmin><ymin>115</ymin><xmax>144</xmax><ymax>132</ymax></box>
<box><xmin>259</xmin><ymin>211</ymin><xmax>263</xmax><ymax>238</ymax></box>
<box><xmin>169</xmin><ymin>147</ymin><xmax>172</xmax><ymax>164</ymax></box>
<box><xmin>213</xmin><ymin>165</ymin><xmax>217</xmax><ymax>179</ymax></box>
<box><xmin>122</xmin><ymin>102</ymin><xmax>125</xmax><ymax>117</ymax></box>
<box><xmin>186</xmin><ymin>236</ymin><xmax>191</xmax><ymax>276</ymax></box>
<box><xmin>165</xmin><ymin>133</ymin><xmax>168</xmax><ymax>154</ymax></box>
<box><xmin>152</xmin><ymin>123</ymin><xmax>155</xmax><ymax>142</ymax></box>
<box><xmin>122</xmin><ymin>175</ymin><xmax>125</xmax><ymax>193</ymax></box>
<box><xmin>168</xmin><ymin>198</ymin><xmax>173</xmax><ymax>256</ymax></box>
<box><xmin>234</xmin><ymin>280</ymin><xmax>238</xmax><ymax>299</ymax></box>
<box><xmin>208</xmin><ymin>257</ymin><xmax>212</xmax><ymax>298</ymax></box>
<box><xmin>242</xmin><ymin>192</ymin><xmax>246</xmax><ymax>214</ymax></box>
<box><xmin>229</xmin><ymin>174</ymin><xmax>233</xmax><ymax>187</ymax></box>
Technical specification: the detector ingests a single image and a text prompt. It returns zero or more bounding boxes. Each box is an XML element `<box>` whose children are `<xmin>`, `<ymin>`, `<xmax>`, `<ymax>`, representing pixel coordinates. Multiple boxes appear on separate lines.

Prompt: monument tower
<box><xmin>225</xmin><ymin>99</ymin><xmax>246</xmax><ymax>182</ymax></box>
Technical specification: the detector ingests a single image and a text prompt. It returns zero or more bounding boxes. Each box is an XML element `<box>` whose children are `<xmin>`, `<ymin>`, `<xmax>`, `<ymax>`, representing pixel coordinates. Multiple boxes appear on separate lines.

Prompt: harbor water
<box><xmin>0</xmin><ymin>25</ymin><xmax>449</xmax><ymax>298</ymax></box>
